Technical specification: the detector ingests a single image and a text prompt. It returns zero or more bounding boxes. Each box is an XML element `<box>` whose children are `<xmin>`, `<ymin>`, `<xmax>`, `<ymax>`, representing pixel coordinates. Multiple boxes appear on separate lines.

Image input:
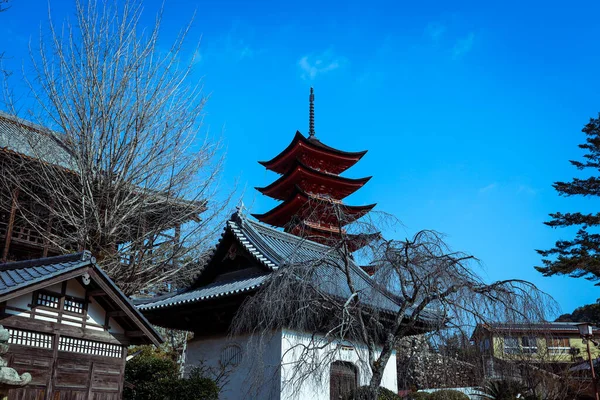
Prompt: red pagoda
<box><xmin>252</xmin><ymin>88</ymin><xmax>376</xmax><ymax>251</ymax></box>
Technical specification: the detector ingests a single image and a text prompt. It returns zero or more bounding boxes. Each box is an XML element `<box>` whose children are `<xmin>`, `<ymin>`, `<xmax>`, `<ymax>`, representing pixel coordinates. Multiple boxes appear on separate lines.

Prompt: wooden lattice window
<box><xmin>220</xmin><ymin>344</ymin><xmax>243</xmax><ymax>367</ymax></box>
<box><xmin>330</xmin><ymin>361</ymin><xmax>358</xmax><ymax>400</ymax></box>
<box><xmin>64</xmin><ymin>297</ymin><xmax>84</xmax><ymax>314</ymax></box>
<box><xmin>36</xmin><ymin>292</ymin><xmax>60</xmax><ymax>309</ymax></box>
<box><xmin>7</xmin><ymin>328</ymin><xmax>53</xmax><ymax>349</ymax></box>
<box><xmin>58</xmin><ymin>336</ymin><xmax>122</xmax><ymax>358</ymax></box>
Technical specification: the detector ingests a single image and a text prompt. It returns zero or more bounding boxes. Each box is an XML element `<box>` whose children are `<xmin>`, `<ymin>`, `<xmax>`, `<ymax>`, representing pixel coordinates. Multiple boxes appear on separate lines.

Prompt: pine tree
<box><xmin>536</xmin><ymin>114</ymin><xmax>600</xmax><ymax>281</ymax></box>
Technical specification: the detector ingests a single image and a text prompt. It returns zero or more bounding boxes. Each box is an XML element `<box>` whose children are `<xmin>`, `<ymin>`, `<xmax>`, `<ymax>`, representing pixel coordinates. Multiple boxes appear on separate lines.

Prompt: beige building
<box><xmin>472</xmin><ymin>322</ymin><xmax>600</xmax><ymax>380</ymax></box>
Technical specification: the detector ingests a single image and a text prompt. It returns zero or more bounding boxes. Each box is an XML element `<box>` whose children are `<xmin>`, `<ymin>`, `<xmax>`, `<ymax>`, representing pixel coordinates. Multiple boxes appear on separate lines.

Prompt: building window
<box><xmin>220</xmin><ymin>344</ymin><xmax>242</xmax><ymax>367</ymax></box>
<box><xmin>504</xmin><ymin>337</ymin><xmax>520</xmax><ymax>354</ymax></box>
<box><xmin>479</xmin><ymin>338</ymin><xmax>491</xmax><ymax>352</ymax></box>
<box><xmin>58</xmin><ymin>336</ymin><xmax>122</xmax><ymax>358</ymax></box>
<box><xmin>64</xmin><ymin>297</ymin><xmax>85</xmax><ymax>314</ymax></box>
<box><xmin>330</xmin><ymin>361</ymin><xmax>358</xmax><ymax>400</ymax></box>
<box><xmin>36</xmin><ymin>292</ymin><xmax>60</xmax><ymax>309</ymax></box>
<box><xmin>548</xmin><ymin>337</ymin><xmax>570</xmax><ymax>354</ymax></box>
<box><xmin>521</xmin><ymin>336</ymin><xmax>538</xmax><ymax>354</ymax></box>
<box><xmin>8</xmin><ymin>328</ymin><xmax>53</xmax><ymax>349</ymax></box>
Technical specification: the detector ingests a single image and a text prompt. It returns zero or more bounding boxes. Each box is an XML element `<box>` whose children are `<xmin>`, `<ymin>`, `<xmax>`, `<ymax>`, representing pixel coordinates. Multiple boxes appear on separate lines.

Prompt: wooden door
<box><xmin>6</xmin><ymin>346</ymin><xmax>52</xmax><ymax>400</ymax></box>
<box><xmin>7</xmin><ymin>349</ymin><xmax>123</xmax><ymax>400</ymax></box>
<box><xmin>330</xmin><ymin>361</ymin><xmax>358</xmax><ymax>400</ymax></box>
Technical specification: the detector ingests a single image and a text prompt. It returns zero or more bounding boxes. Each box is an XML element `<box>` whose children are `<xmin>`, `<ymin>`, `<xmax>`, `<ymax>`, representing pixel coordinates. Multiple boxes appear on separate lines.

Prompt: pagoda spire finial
<box><xmin>308</xmin><ymin>87</ymin><xmax>315</xmax><ymax>138</ymax></box>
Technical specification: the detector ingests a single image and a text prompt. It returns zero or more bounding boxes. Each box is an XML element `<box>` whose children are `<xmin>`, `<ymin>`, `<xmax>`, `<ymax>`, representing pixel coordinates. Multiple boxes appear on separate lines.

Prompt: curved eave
<box><xmin>294</xmin><ymin>223</ymin><xmax>381</xmax><ymax>252</ymax></box>
<box><xmin>255</xmin><ymin>160</ymin><xmax>372</xmax><ymax>201</ymax></box>
<box><xmin>252</xmin><ymin>187</ymin><xmax>376</xmax><ymax>227</ymax></box>
<box><xmin>258</xmin><ymin>131</ymin><xmax>367</xmax><ymax>174</ymax></box>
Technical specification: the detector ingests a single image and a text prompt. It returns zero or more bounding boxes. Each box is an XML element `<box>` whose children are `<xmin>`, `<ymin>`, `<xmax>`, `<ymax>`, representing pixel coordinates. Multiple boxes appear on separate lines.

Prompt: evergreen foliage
<box><xmin>346</xmin><ymin>386</ymin><xmax>403</xmax><ymax>399</ymax></box>
<box><xmin>123</xmin><ymin>346</ymin><xmax>219</xmax><ymax>400</ymax></box>
<box><xmin>406</xmin><ymin>393</ymin><xmax>431</xmax><ymax>400</ymax></box>
<box><xmin>478</xmin><ymin>380</ymin><xmax>526</xmax><ymax>400</ymax></box>
<box><xmin>427</xmin><ymin>390</ymin><xmax>469</xmax><ymax>400</ymax></box>
<box><xmin>537</xmin><ymin>114</ymin><xmax>600</xmax><ymax>281</ymax></box>
<box><xmin>556</xmin><ymin>302</ymin><xmax>600</xmax><ymax>324</ymax></box>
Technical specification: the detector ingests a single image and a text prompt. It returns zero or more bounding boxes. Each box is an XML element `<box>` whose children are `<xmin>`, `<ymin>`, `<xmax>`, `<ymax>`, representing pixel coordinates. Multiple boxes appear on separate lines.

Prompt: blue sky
<box><xmin>2</xmin><ymin>0</ymin><xmax>600</xmax><ymax>316</ymax></box>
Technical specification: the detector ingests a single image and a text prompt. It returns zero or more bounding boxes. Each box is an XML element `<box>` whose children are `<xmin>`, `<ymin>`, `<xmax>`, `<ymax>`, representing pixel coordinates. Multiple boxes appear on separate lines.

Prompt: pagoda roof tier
<box><xmin>255</xmin><ymin>160</ymin><xmax>372</xmax><ymax>201</ymax></box>
<box><xmin>259</xmin><ymin>131</ymin><xmax>367</xmax><ymax>175</ymax></box>
<box><xmin>251</xmin><ymin>186</ymin><xmax>376</xmax><ymax>228</ymax></box>
<box><xmin>289</xmin><ymin>221</ymin><xmax>380</xmax><ymax>252</ymax></box>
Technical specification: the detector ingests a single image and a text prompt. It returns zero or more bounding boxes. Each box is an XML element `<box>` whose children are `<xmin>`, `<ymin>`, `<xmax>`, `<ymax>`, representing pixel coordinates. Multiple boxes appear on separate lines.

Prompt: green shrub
<box><xmin>346</xmin><ymin>386</ymin><xmax>403</xmax><ymax>399</ymax></box>
<box><xmin>427</xmin><ymin>390</ymin><xmax>469</xmax><ymax>400</ymax></box>
<box><xmin>124</xmin><ymin>346</ymin><xmax>219</xmax><ymax>400</ymax></box>
<box><xmin>406</xmin><ymin>392</ymin><xmax>431</xmax><ymax>400</ymax></box>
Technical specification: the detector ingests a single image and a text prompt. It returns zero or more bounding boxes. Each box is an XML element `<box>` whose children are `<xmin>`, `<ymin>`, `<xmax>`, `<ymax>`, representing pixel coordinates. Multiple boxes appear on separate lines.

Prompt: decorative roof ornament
<box><xmin>308</xmin><ymin>87</ymin><xmax>315</xmax><ymax>138</ymax></box>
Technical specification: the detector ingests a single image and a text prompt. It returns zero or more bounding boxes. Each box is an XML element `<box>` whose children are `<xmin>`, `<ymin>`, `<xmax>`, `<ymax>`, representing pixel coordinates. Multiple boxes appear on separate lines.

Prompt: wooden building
<box><xmin>252</xmin><ymin>88</ymin><xmax>377</xmax><ymax>251</ymax></box>
<box><xmin>0</xmin><ymin>111</ymin><xmax>202</xmax><ymax>265</ymax></box>
<box><xmin>137</xmin><ymin>90</ymin><xmax>436</xmax><ymax>400</ymax></box>
<box><xmin>0</xmin><ymin>251</ymin><xmax>162</xmax><ymax>400</ymax></box>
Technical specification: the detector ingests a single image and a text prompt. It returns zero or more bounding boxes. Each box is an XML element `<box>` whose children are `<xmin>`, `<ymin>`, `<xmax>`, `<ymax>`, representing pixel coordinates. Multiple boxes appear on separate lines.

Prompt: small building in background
<box><xmin>0</xmin><ymin>251</ymin><xmax>162</xmax><ymax>400</ymax></box>
<box><xmin>472</xmin><ymin>322</ymin><xmax>600</xmax><ymax>380</ymax></box>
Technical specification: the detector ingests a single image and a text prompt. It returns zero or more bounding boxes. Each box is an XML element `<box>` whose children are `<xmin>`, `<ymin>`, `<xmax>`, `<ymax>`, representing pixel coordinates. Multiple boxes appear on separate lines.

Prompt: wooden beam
<box><xmin>2</xmin><ymin>188</ymin><xmax>19</xmax><ymax>262</ymax></box>
<box><xmin>124</xmin><ymin>330</ymin><xmax>145</xmax><ymax>338</ymax></box>
<box><xmin>42</xmin><ymin>201</ymin><xmax>54</xmax><ymax>258</ymax></box>
<box><xmin>88</xmin><ymin>269</ymin><xmax>162</xmax><ymax>346</ymax></box>
<box><xmin>0</xmin><ymin>314</ymin><xmax>127</xmax><ymax>345</ymax></box>
<box><xmin>87</xmin><ymin>289</ymin><xmax>107</xmax><ymax>297</ymax></box>
<box><xmin>107</xmin><ymin>310</ymin><xmax>127</xmax><ymax>318</ymax></box>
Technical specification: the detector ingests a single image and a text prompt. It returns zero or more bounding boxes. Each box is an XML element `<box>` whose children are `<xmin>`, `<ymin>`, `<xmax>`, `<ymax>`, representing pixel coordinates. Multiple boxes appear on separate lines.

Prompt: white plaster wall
<box><xmin>87</xmin><ymin>297</ymin><xmax>106</xmax><ymax>328</ymax></box>
<box><xmin>280</xmin><ymin>330</ymin><xmax>398</xmax><ymax>400</ymax></box>
<box><xmin>6</xmin><ymin>293</ymin><xmax>32</xmax><ymax>318</ymax></box>
<box><xmin>66</xmin><ymin>280</ymin><xmax>86</xmax><ymax>298</ymax></box>
<box><xmin>185</xmin><ymin>332</ymin><xmax>282</xmax><ymax>400</ymax></box>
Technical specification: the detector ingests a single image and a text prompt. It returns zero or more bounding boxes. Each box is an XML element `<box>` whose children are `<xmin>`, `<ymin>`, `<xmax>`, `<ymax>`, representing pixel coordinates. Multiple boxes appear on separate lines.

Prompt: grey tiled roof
<box><xmin>0</xmin><ymin>252</ymin><xmax>93</xmax><ymax>294</ymax></box>
<box><xmin>138</xmin><ymin>213</ymin><xmax>440</xmax><ymax>323</ymax></box>
<box><xmin>485</xmin><ymin>322</ymin><xmax>598</xmax><ymax>332</ymax></box>
<box><xmin>0</xmin><ymin>111</ymin><xmax>75</xmax><ymax>169</ymax></box>
<box><xmin>137</xmin><ymin>275</ymin><xmax>268</xmax><ymax>310</ymax></box>
<box><xmin>0</xmin><ymin>251</ymin><xmax>164</xmax><ymax>345</ymax></box>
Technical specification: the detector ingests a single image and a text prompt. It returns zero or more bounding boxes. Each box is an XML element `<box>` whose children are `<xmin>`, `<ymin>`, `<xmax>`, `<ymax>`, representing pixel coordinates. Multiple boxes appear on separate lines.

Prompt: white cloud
<box><xmin>479</xmin><ymin>183</ymin><xmax>498</xmax><ymax>193</ymax></box>
<box><xmin>517</xmin><ymin>184</ymin><xmax>537</xmax><ymax>195</ymax></box>
<box><xmin>298</xmin><ymin>51</ymin><xmax>346</xmax><ymax>80</ymax></box>
<box><xmin>425</xmin><ymin>22</ymin><xmax>447</xmax><ymax>42</ymax></box>
<box><xmin>452</xmin><ymin>32</ymin><xmax>476</xmax><ymax>59</ymax></box>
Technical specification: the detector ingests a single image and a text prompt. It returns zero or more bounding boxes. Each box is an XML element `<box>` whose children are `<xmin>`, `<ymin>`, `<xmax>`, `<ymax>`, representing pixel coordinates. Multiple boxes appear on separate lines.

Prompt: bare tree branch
<box><xmin>1</xmin><ymin>0</ymin><xmax>232</xmax><ymax>295</ymax></box>
<box><xmin>231</xmin><ymin>201</ymin><xmax>557</xmax><ymax>400</ymax></box>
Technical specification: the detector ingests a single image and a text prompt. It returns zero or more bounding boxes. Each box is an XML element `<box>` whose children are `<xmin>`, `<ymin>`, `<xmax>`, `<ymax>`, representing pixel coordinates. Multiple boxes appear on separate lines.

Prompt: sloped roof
<box><xmin>0</xmin><ymin>252</ymin><xmax>163</xmax><ymax>345</ymax></box>
<box><xmin>482</xmin><ymin>322</ymin><xmax>599</xmax><ymax>332</ymax></box>
<box><xmin>0</xmin><ymin>111</ymin><xmax>75</xmax><ymax>170</ymax></box>
<box><xmin>137</xmin><ymin>275</ymin><xmax>267</xmax><ymax>311</ymax></box>
<box><xmin>138</xmin><ymin>213</ymin><xmax>440</xmax><ymax>324</ymax></box>
<box><xmin>0</xmin><ymin>253</ymin><xmax>92</xmax><ymax>294</ymax></box>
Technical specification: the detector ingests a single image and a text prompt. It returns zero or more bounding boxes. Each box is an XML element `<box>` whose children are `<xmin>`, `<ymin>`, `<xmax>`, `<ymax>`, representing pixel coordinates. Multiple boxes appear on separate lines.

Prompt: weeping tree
<box><xmin>231</xmin><ymin>202</ymin><xmax>557</xmax><ymax>400</ymax></box>
<box><xmin>1</xmin><ymin>0</ymin><xmax>229</xmax><ymax>295</ymax></box>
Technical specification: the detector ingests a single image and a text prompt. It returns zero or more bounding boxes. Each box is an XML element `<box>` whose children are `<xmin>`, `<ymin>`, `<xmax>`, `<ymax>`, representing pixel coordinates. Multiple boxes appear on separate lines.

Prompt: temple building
<box><xmin>253</xmin><ymin>88</ymin><xmax>376</xmax><ymax>251</ymax></box>
<box><xmin>0</xmin><ymin>111</ymin><xmax>201</xmax><ymax>265</ymax></box>
<box><xmin>138</xmin><ymin>90</ymin><xmax>410</xmax><ymax>400</ymax></box>
<box><xmin>0</xmin><ymin>251</ymin><xmax>162</xmax><ymax>400</ymax></box>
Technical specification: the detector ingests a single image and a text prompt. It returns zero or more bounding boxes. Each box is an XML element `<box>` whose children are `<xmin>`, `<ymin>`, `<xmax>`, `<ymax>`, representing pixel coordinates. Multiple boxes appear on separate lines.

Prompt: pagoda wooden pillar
<box><xmin>2</xmin><ymin>188</ymin><xmax>19</xmax><ymax>262</ymax></box>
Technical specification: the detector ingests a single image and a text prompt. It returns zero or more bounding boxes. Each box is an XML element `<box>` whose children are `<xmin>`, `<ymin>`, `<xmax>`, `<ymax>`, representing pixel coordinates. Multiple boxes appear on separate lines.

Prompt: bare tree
<box><xmin>231</xmin><ymin>201</ymin><xmax>557</xmax><ymax>400</ymax></box>
<box><xmin>1</xmin><ymin>0</ymin><xmax>230</xmax><ymax>295</ymax></box>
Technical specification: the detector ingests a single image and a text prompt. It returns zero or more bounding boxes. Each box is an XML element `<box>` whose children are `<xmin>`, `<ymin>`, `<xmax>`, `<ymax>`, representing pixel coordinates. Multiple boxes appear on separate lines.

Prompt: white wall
<box><xmin>185</xmin><ymin>332</ymin><xmax>283</xmax><ymax>400</ymax></box>
<box><xmin>185</xmin><ymin>329</ymin><xmax>397</xmax><ymax>400</ymax></box>
<box><xmin>280</xmin><ymin>330</ymin><xmax>397</xmax><ymax>400</ymax></box>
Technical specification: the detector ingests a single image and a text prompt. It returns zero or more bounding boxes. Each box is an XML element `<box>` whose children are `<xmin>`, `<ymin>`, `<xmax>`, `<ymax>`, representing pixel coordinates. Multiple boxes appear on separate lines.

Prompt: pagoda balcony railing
<box><xmin>0</xmin><ymin>220</ymin><xmax>46</xmax><ymax>248</ymax></box>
